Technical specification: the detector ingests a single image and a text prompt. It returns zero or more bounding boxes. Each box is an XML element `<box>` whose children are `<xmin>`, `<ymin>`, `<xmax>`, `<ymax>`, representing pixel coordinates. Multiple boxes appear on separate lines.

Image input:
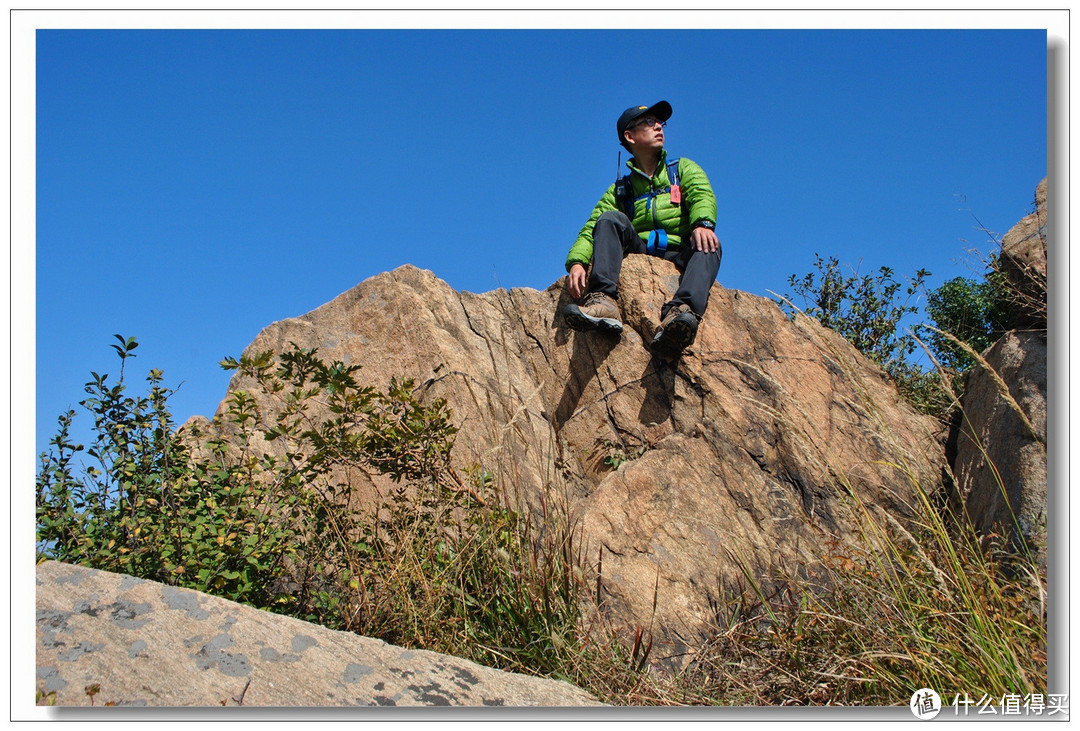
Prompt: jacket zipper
<box><xmin>644</xmin><ymin>172</ymin><xmax>661</xmax><ymax>232</ymax></box>
<box><xmin>632</xmin><ymin>165</ymin><xmax>663</xmax><ymax>233</ymax></box>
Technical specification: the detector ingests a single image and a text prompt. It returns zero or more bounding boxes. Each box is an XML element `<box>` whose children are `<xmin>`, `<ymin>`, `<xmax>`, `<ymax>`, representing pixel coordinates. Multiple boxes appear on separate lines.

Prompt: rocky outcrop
<box><xmin>998</xmin><ymin>177</ymin><xmax>1048</xmax><ymax>330</ymax></box>
<box><xmin>202</xmin><ymin>253</ymin><xmax>947</xmax><ymax>655</ymax></box>
<box><xmin>35</xmin><ymin>561</ymin><xmax>602</xmax><ymax>707</ymax></box>
<box><xmin>954</xmin><ymin>331</ymin><xmax>1046</xmax><ymax>552</ymax></box>
<box><xmin>954</xmin><ymin>178</ymin><xmax>1048</xmax><ymax>559</ymax></box>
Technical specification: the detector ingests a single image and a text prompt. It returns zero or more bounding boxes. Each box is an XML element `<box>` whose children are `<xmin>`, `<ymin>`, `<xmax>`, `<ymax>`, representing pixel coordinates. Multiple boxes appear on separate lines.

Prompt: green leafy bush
<box><xmin>783</xmin><ymin>254</ymin><xmax>930</xmax><ymax>374</ymax></box>
<box><xmin>36</xmin><ymin>335</ymin><xmax>592</xmax><ymax>678</ymax></box>
<box><xmin>924</xmin><ymin>267</ymin><xmax>1013</xmax><ymax>372</ymax></box>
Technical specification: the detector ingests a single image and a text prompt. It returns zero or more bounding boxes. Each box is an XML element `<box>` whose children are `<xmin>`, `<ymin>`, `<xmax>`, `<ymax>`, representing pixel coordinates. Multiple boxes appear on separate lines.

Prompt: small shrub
<box><xmin>782</xmin><ymin>254</ymin><xmax>930</xmax><ymax>375</ymax></box>
<box><xmin>923</xmin><ymin>267</ymin><xmax>1013</xmax><ymax>373</ymax></box>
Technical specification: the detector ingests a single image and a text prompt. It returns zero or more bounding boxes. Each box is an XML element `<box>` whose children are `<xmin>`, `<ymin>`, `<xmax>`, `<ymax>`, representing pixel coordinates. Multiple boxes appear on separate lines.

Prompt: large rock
<box><xmin>953</xmin><ymin>178</ymin><xmax>1050</xmax><ymax>561</ymax></box>
<box><xmin>999</xmin><ymin>177</ymin><xmax>1047</xmax><ymax>329</ymax></box>
<box><xmin>953</xmin><ymin>331</ymin><xmax>1047</xmax><ymax>556</ymax></box>
<box><xmin>200</xmin><ymin>254</ymin><xmax>947</xmax><ymax>657</ymax></box>
<box><xmin>35</xmin><ymin>561</ymin><xmax>602</xmax><ymax>707</ymax></box>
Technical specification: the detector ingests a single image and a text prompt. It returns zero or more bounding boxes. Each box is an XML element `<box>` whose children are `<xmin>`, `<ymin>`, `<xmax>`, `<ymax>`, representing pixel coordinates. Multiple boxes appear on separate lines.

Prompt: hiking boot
<box><xmin>564</xmin><ymin>291</ymin><xmax>623</xmax><ymax>334</ymax></box>
<box><xmin>650</xmin><ymin>304</ymin><xmax>699</xmax><ymax>357</ymax></box>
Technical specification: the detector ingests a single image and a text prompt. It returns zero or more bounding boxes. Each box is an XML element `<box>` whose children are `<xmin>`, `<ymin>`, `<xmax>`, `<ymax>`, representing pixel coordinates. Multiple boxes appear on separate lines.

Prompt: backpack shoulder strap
<box><xmin>666</xmin><ymin>158</ymin><xmax>682</xmax><ymax>206</ymax></box>
<box><xmin>666</xmin><ymin>157</ymin><xmax>681</xmax><ymax>186</ymax></box>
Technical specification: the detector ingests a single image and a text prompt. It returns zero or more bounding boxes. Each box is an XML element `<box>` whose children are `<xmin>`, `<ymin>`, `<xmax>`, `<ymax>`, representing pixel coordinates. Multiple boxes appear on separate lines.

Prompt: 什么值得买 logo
<box><xmin>910</xmin><ymin>688</ymin><xmax>941</xmax><ymax>719</ymax></box>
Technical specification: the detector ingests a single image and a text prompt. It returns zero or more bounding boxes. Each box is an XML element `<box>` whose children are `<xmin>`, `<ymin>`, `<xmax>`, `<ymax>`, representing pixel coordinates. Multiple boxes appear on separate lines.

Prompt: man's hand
<box><xmin>691</xmin><ymin>226</ymin><xmax>720</xmax><ymax>253</ymax></box>
<box><xmin>568</xmin><ymin>263</ymin><xmax>588</xmax><ymax>299</ymax></box>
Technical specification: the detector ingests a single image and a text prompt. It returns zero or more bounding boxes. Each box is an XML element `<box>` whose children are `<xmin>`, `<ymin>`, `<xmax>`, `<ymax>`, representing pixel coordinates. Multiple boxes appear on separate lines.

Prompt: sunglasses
<box><xmin>630</xmin><ymin>117</ymin><xmax>666</xmax><ymax>130</ymax></box>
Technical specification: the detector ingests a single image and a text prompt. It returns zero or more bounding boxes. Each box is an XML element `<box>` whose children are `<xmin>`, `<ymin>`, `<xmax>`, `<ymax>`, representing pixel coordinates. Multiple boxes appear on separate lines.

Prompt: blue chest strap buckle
<box><xmin>647</xmin><ymin>229</ymin><xmax>668</xmax><ymax>254</ymax></box>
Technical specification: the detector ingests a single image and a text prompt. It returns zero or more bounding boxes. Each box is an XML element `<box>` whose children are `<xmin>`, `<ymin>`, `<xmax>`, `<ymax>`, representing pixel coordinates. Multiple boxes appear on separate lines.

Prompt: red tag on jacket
<box><xmin>669</xmin><ymin>185</ymin><xmax>682</xmax><ymax>205</ymax></box>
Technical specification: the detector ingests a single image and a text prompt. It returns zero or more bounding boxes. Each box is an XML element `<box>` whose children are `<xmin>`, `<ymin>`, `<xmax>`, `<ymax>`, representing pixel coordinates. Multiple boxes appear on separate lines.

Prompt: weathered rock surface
<box><xmin>202</xmin><ymin>253</ymin><xmax>947</xmax><ymax>657</ymax></box>
<box><xmin>954</xmin><ymin>331</ymin><xmax>1047</xmax><ymax>554</ymax></box>
<box><xmin>999</xmin><ymin>177</ymin><xmax>1048</xmax><ymax>329</ymax></box>
<box><xmin>954</xmin><ymin>178</ymin><xmax>1049</xmax><ymax>560</ymax></box>
<box><xmin>35</xmin><ymin>560</ymin><xmax>603</xmax><ymax>707</ymax></box>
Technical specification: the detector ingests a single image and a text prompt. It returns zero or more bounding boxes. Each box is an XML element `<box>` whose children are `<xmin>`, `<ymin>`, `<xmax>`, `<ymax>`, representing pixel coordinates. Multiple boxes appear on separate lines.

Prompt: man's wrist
<box><xmin>692</xmin><ymin>220</ymin><xmax>715</xmax><ymax>231</ymax></box>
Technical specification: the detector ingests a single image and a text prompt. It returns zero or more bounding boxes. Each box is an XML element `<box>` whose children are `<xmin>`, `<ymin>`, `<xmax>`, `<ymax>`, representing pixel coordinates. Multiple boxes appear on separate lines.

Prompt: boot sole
<box><xmin>650</xmin><ymin>316</ymin><xmax>697</xmax><ymax>357</ymax></box>
<box><xmin>564</xmin><ymin>306</ymin><xmax>623</xmax><ymax>334</ymax></box>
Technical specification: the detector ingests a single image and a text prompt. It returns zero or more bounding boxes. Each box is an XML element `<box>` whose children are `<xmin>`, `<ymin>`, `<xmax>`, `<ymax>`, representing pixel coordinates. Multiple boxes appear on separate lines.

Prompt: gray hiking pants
<box><xmin>588</xmin><ymin>210</ymin><xmax>722</xmax><ymax>320</ymax></box>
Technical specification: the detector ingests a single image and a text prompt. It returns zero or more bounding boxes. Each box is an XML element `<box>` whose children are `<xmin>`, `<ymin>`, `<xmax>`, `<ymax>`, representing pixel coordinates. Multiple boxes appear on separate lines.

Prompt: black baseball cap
<box><xmin>616</xmin><ymin>100</ymin><xmax>672</xmax><ymax>144</ymax></box>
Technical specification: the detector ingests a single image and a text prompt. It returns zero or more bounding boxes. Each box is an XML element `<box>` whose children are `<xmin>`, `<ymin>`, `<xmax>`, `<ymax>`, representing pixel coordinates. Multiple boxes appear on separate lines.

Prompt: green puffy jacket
<box><xmin>565</xmin><ymin>150</ymin><xmax>717</xmax><ymax>272</ymax></box>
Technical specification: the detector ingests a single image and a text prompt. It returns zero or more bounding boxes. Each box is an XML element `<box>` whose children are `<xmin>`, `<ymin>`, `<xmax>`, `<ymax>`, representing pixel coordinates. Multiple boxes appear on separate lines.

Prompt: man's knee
<box><xmin>677</xmin><ymin>245</ymin><xmax>722</xmax><ymax>273</ymax></box>
<box><xmin>594</xmin><ymin>210</ymin><xmax>635</xmax><ymax>244</ymax></box>
<box><xmin>594</xmin><ymin>209</ymin><xmax>642</xmax><ymax>255</ymax></box>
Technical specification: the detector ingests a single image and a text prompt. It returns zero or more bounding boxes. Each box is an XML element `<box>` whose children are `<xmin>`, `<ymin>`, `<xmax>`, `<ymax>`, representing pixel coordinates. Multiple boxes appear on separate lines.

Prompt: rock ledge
<box><xmin>36</xmin><ymin>560</ymin><xmax>602</xmax><ymax>707</ymax></box>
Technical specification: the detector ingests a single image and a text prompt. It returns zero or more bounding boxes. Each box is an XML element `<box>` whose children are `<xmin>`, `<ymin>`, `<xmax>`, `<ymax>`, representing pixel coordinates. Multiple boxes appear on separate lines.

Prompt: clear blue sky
<box><xmin>32</xmin><ymin>24</ymin><xmax>1049</xmax><ymax>460</ymax></box>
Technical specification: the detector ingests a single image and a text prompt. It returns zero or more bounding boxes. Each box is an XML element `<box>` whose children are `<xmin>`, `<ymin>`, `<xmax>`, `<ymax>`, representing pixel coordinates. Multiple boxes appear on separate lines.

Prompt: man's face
<box><xmin>623</xmin><ymin>116</ymin><xmax>666</xmax><ymax>152</ymax></box>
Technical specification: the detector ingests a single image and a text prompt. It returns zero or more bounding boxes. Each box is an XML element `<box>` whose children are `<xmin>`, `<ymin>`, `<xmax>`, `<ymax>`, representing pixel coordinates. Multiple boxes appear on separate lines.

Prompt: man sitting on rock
<box><xmin>563</xmin><ymin>100</ymin><xmax>722</xmax><ymax>357</ymax></box>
